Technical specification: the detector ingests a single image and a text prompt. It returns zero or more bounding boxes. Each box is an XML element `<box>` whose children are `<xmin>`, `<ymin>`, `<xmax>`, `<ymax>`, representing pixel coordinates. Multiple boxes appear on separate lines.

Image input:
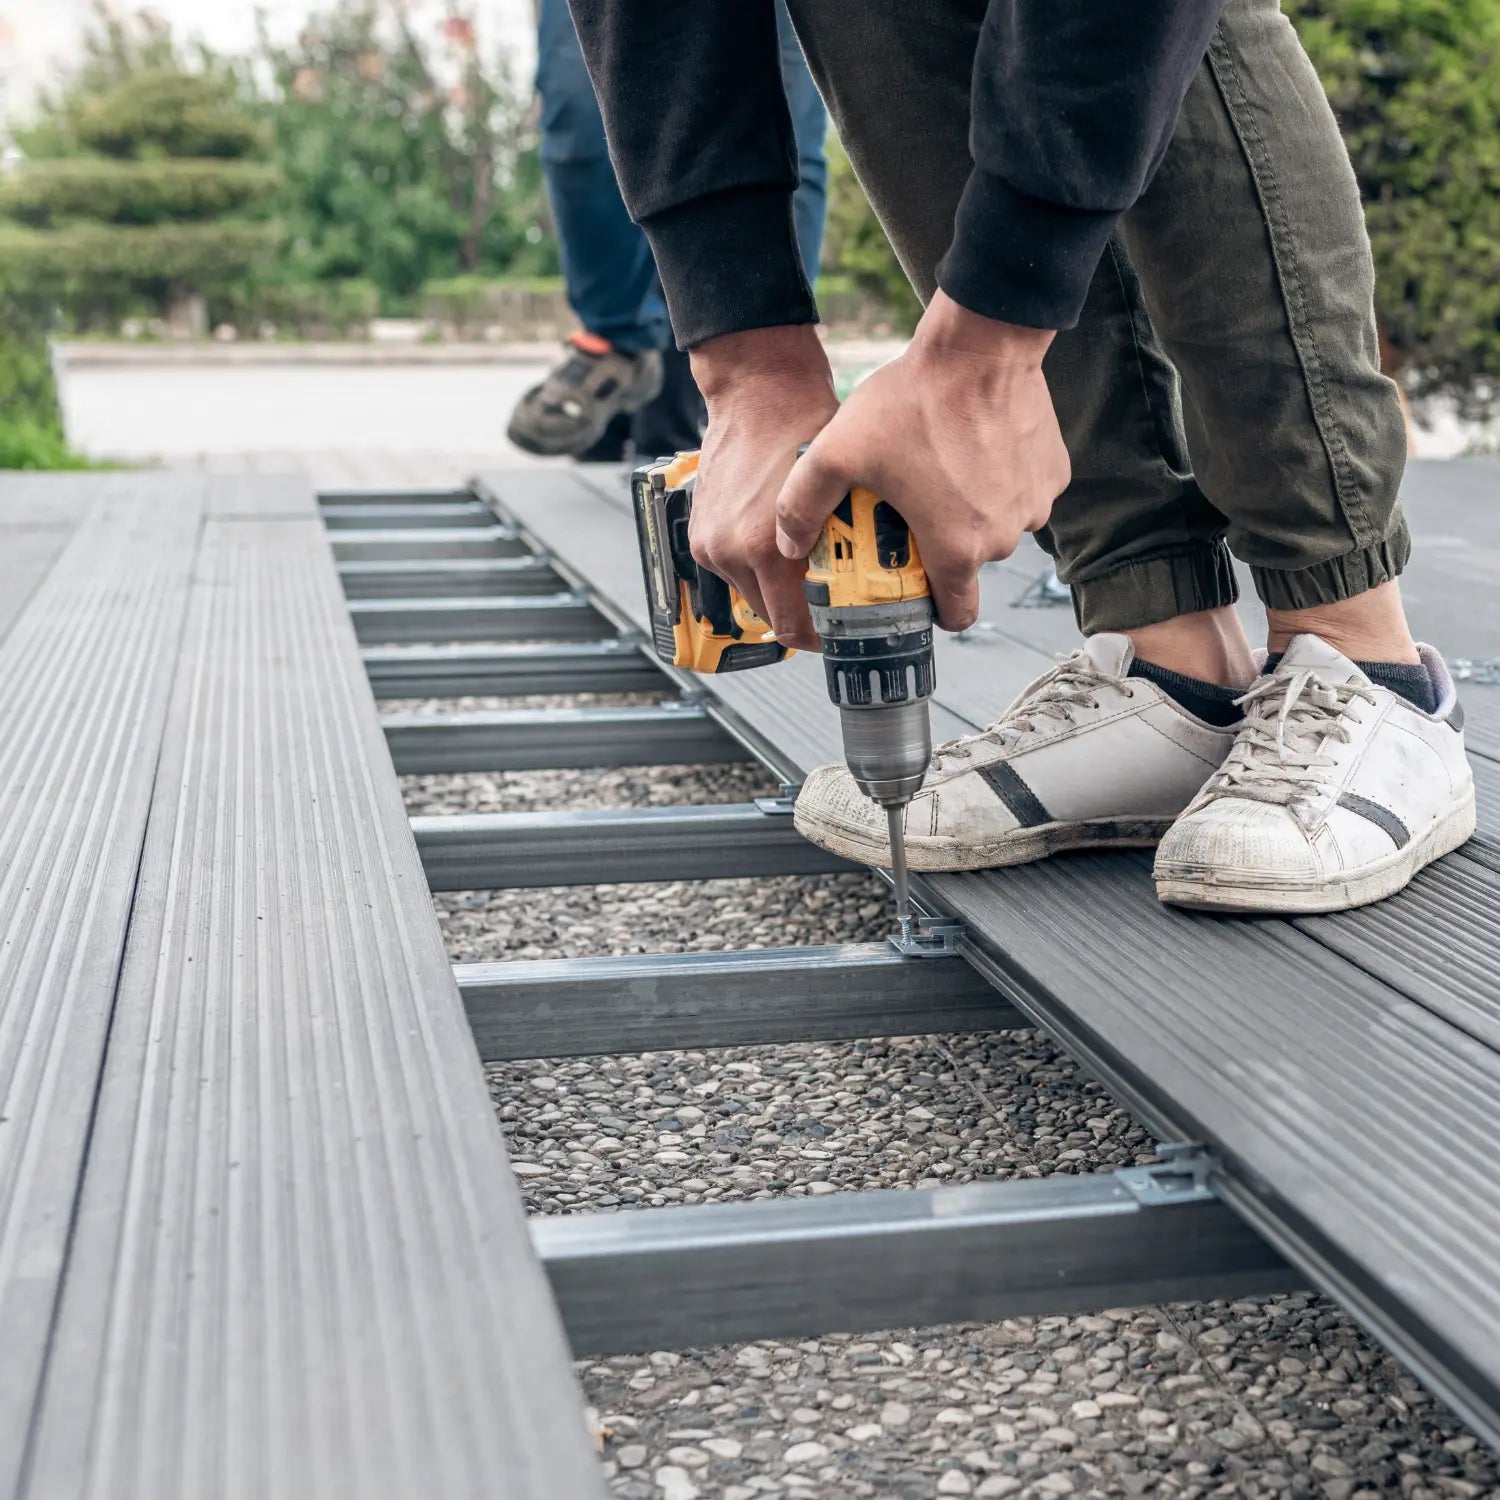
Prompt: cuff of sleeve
<box><xmin>641</xmin><ymin>186</ymin><xmax>818</xmax><ymax>349</ymax></box>
<box><xmin>937</xmin><ymin>169</ymin><xmax>1120</xmax><ymax>332</ymax></box>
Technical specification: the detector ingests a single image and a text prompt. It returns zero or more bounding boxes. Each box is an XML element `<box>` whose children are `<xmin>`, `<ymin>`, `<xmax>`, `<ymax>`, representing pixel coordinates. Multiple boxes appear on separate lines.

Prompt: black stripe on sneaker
<box><xmin>1338</xmin><ymin>792</ymin><xmax>1410</xmax><ymax>848</ymax></box>
<box><xmin>979</xmin><ymin>762</ymin><xmax>1052</xmax><ymax>828</ymax></box>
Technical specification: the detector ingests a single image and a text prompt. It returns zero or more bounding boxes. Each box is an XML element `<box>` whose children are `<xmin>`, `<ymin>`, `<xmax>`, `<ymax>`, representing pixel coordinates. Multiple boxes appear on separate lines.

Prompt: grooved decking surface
<box><xmin>481</xmin><ymin>461</ymin><xmax>1500</xmax><ymax>1450</ymax></box>
<box><xmin>0</xmin><ymin>474</ymin><xmax>602</xmax><ymax>1500</ymax></box>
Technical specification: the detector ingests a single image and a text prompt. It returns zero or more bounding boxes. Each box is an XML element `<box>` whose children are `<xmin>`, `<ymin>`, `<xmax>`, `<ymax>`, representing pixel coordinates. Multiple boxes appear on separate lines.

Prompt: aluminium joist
<box><xmin>536</xmin><ymin>1165</ymin><xmax>1301</xmax><ymax>1356</ymax></box>
<box><xmin>482</xmin><ymin>461</ymin><xmax>1500</xmax><ymax>1453</ymax></box>
<box><xmin>349</xmin><ymin>593</ymin><xmax>611</xmax><ymax>645</ymax></box>
<box><xmin>413</xmin><ymin>801</ymin><xmax>857</xmax><ymax>890</ymax></box>
<box><xmin>455</xmin><ymin>942</ymin><xmax>1021</xmax><ymax>1059</ymax></box>
<box><xmin>382</xmin><ymin>701</ymin><xmax>749</xmax><ymax>773</ymax></box>
<box><xmin>338</xmin><ymin>556</ymin><xmax>564</xmax><ymax>599</ymax></box>
<box><xmin>361</xmin><ymin>640</ymin><xmax>666</xmax><ymax>699</ymax></box>
<box><xmin>330</xmin><ymin>526</ymin><xmax>527</xmax><ymax>562</ymax></box>
<box><xmin>320</xmin><ymin>500</ymin><xmax>494</xmax><ymax>530</ymax></box>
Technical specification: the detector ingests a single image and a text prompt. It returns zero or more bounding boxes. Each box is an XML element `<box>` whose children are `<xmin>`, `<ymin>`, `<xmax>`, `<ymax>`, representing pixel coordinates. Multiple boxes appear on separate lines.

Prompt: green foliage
<box><xmin>0</xmin><ymin>16</ymin><xmax>280</xmax><ymax>324</ymax></box>
<box><xmin>0</xmin><ymin>160</ymin><xmax>282</xmax><ymax>227</ymax></box>
<box><xmin>209</xmin><ymin>276</ymin><xmax>381</xmax><ymax>338</ymax></box>
<box><xmin>264</xmin><ymin>4</ymin><xmax>555</xmax><ymax>308</ymax></box>
<box><xmin>420</xmin><ymin>274</ymin><xmax>566</xmax><ymax>331</ymax></box>
<box><xmin>0</xmin><ymin>223</ymin><xmax>281</xmax><ymax>286</ymax></box>
<box><xmin>0</xmin><ymin>417</ymin><xmax>98</xmax><ymax>472</ymax></box>
<box><xmin>74</xmin><ymin>69</ymin><xmax>270</xmax><ymax>160</ymax></box>
<box><xmin>1287</xmin><ymin>0</ymin><xmax>1500</xmax><ymax>409</ymax></box>
<box><xmin>0</xmin><ymin>276</ymin><xmax>95</xmax><ymax>471</ymax></box>
<box><xmin>818</xmin><ymin>139</ymin><xmax>922</xmax><ymax>333</ymax></box>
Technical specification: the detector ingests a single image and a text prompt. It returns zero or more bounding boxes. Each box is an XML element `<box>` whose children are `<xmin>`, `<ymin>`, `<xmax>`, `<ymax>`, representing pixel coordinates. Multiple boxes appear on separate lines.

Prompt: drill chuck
<box><xmin>810</xmin><ymin>595</ymin><xmax>935</xmax><ymax>808</ymax></box>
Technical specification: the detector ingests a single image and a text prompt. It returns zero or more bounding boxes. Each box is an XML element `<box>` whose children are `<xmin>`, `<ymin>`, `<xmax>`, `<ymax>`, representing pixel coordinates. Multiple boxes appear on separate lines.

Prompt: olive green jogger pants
<box><xmin>784</xmin><ymin>0</ymin><xmax>1410</xmax><ymax>634</ymax></box>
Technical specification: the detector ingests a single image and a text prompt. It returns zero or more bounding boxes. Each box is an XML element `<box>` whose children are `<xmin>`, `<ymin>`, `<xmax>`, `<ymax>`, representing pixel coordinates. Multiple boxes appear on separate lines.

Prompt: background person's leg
<box><xmin>783</xmin><ymin>0</ymin><xmax>1248</xmax><ymax>677</ymax></box>
<box><xmin>535</xmin><ymin>0</ymin><xmax>665</xmax><ymax>354</ymax></box>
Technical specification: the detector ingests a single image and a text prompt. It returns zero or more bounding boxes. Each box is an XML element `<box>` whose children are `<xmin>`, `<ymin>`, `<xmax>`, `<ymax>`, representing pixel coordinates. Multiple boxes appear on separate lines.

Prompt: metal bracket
<box><xmin>1115</xmin><ymin>1142</ymin><xmax>1215</xmax><ymax>1206</ymax></box>
<box><xmin>754</xmin><ymin>794</ymin><xmax>798</xmax><ymax>816</ymax></box>
<box><xmin>888</xmin><ymin>917</ymin><xmax>966</xmax><ymax>958</ymax></box>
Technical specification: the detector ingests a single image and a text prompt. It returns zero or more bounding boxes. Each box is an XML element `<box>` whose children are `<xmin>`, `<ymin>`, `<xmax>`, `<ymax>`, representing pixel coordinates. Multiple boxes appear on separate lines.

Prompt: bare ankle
<box><xmin>1265</xmin><ymin>581</ymin><xmax>1419</xmax><ymax>663</ymax></box>
<box><xmin>1121</xmin><ymin>607</ymin><xmax>1258</xmax><ymax>688</ymax></box>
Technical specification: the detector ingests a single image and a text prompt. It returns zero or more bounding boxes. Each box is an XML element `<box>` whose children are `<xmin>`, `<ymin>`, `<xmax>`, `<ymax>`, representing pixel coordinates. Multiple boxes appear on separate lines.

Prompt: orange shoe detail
<box><xmin>568</xmin><ymin>330</ymin><xmax>613</xmax><ymax>356</ymax></box>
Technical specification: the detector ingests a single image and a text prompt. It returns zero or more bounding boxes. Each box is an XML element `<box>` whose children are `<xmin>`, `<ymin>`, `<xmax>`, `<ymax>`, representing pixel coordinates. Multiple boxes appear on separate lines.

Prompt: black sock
<box><xmin>1129</xmin><ymin>660</ymin><xmax>1245</xmax><ymax>726</ymax></box>
<box><xmin>1262</xmin><ymin>652</ymin><xmax>1438</xmax><ymax>714</ymax></box>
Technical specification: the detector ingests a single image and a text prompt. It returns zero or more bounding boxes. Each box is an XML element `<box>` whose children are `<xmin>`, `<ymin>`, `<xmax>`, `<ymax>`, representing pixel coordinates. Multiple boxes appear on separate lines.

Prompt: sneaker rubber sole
<box><xmin>1154</xmin><ymin>784</ymin><xmax>1477</xmax><ymax>915</ymax></box>
<box><xmin>793</xmin><ymin>805</ymin><xmax>1176</xmax><ymax>872</ymax></box>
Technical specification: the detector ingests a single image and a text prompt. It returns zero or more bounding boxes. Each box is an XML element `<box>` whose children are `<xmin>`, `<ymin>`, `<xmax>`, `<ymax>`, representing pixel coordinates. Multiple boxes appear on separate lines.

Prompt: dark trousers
<box><xmin>785</xmin><ymin>0</ymin><xmax>1410</xmax><ymax>632</ymax></box>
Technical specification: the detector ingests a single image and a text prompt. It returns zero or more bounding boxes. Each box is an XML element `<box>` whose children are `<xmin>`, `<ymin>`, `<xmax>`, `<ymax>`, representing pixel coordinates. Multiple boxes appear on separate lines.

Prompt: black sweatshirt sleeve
<box><xmin>569</xmin><ymin>0</ymin><xmax>1225</xmax><ymax>343</ymax></box>
<box><xmin>939</xmin><ymin>0</ymin><xmax>1228</xmax><ymax>329</ymax></box>
<box><xmin>567</xmin><ymin>0</ymin><xmax>815</xmax><ymax>348</ymax></box>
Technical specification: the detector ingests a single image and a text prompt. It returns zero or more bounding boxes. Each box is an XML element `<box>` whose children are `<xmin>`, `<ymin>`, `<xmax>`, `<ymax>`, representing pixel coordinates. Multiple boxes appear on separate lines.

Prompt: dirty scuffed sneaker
<box><xmin>1154</xmin><ymin>634</ymin><xmax>1475</xmax><ymax>914</ymax></box>
<box><xmin>794</xmin><ymin>633</ymin><xmax>1238</xmax><ymax>873</ymax></box>
<box><xmin>506</xmin><ymin>333</ymin><xmax>664</xmax><ymax>457</ymax></box>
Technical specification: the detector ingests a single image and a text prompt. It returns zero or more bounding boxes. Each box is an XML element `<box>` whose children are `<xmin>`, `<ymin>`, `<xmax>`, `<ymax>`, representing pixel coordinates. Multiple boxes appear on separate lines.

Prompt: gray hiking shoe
<box><xmin>506</xmin><ymin>332</ymin><xmax>664</xmax><ymax>457</ymax></box>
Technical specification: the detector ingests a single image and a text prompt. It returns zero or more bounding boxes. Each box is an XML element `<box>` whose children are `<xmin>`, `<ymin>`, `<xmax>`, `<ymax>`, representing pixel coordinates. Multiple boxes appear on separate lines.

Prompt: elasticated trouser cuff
<box><xmin>1069</xmin><ymin>540</ymin><xmax>1240</xmax><ymax>636</ymax></box>
<box><xmin>1250</xmin><ymin>516</ymin><xmax>1411</xmax><ymax>613</ymax></box>
<box><xmin>1068</xmin><ymin>514</ymin><xmax>1411</xmax><ymax>636</ymax></box>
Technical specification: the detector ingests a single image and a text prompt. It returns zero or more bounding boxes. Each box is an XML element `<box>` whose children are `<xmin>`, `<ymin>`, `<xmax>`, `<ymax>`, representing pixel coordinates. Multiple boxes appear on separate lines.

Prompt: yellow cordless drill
<box><xmin>632</xmin><ymin>451</ymin><xmax>936</xmax><ymax>937</ymax></box>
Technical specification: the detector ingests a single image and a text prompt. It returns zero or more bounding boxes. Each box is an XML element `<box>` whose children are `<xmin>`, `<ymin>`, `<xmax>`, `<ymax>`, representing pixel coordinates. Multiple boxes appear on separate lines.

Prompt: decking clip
<box><xmin>888</xmin><ymin>917</ymin><xmax>966</xmax><ymax>958</ymax></box>
<box><xmin>1115</xmin><ymin>1143</ymin><xmax>1215</xmax><ymax>1206</ymax></box>
<box><xmin>755</xmin><ymin>793</ymin><xmax>798</xmax><ymax>815</ymax></box>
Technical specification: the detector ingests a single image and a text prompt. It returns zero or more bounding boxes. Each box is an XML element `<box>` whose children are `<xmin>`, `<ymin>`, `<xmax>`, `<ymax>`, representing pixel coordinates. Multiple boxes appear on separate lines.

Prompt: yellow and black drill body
<box><xmin>632</xmin><ymin>451</ymin><xmax>937</xmax><ymax>931</ymax></box>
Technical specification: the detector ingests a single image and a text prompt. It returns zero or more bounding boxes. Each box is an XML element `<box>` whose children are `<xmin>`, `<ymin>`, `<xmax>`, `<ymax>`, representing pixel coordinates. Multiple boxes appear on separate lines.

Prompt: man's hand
<box><xmin>775</xmin><ymin>291</ymin><xmax>1069</xmax><ymax>634</ymax></box>
<box><xmin>687</xmin><ymin>325</ymin><xmax>839</xmax><ymax>651</ymax></box>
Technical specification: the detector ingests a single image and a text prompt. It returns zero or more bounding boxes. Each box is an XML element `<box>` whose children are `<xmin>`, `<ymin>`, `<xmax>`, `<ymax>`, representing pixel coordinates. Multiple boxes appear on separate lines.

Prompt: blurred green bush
<box><xmin>0</xmin><ymin>160</ymin><xmax>282</xmax><ymax>226</ymax></box>
<box><xmin>1287</xmin><ymin>0</ymin><xmax>1500</xmax><ymax>414</ymax></box>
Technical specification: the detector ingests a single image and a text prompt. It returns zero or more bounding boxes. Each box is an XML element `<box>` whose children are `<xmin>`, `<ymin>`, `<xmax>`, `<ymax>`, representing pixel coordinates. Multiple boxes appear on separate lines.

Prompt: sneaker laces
<box><xmin>1200</xmin><ymin>668</ymin><xmax>1376</xmax><ymax>812</ymax></box>
<box><xmin>931</xmin><ymin>650</ymin><xmax>1135</xmax><ymax>771</ymax></box>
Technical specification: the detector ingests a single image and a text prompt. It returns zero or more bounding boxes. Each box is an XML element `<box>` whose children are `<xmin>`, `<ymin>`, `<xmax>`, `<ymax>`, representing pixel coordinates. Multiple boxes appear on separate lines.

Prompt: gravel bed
<box><xmin>380</xmin><ymin>691</ymin><xmax>671</xmax><ymax>714</ymax></box>
<box><xmin>405</xmin><ymin>759</ymin><xmax>779</xmax><ymax>821</ymax></box>
<box><xmin>410</xmin><ymin>765</ymin><xmax>1500</xmax><ymax>1499</ymax></box>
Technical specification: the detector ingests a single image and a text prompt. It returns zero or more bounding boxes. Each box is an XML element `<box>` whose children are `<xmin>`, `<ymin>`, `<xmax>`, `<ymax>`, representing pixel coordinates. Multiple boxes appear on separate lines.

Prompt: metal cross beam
<box><xmin>534</xmin><ymin>1168</ymin><xmax>1301</xmax><ymax>1356</ymax></box>
<box><xmin>339</xmin><ymin>558</ymin><xmax>564</xmax><ymax>599</ymax></box>
<box><xmin>331</xmin><ymin>527</ymin><xmax>529</xmax><ymax>562</ymax></box>
<box><xmin>383</xmin><ymin>702</ymin><xmax>749</xmax><ymax>774</ymax></box>
<box><xmin>412</xmin><ymin>801</ymin><xmax>857</xmax><ymax>890</ymax></box>
<box><xmin>349</xmin><ymin>595</ymin><xmax>612</xmax><ymax>645</ymax></box>
<box><xmin>318</xmin><ymin>488</ymin><xmax>474</xmax><ymax>506</ymax></box>
<box><xmin>321</xmin><ymin>502</ymin><xmax>495</xmax><ymax>531</ymax></box>
<box><xmin>361</xmin><ymin>641</ymin><xmax>667</xmax><ymax>699</ymax></box>
<box><xmin>455</xmin><ymin>942</ymin><xmax>1022</xmax><ymax>1060</ymax></box>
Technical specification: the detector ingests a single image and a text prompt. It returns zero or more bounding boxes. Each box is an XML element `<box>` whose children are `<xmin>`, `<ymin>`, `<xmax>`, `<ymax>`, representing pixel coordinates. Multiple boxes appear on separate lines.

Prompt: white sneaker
<box><xmin>1154</xmin><ymin>634</ymin><xmax>1475</xmax><ymax>914</ymax></box>
<box><xmin>794</xmin><ymin>634</ymin><xmax>1238</xmax><ymax>872</ymax></box>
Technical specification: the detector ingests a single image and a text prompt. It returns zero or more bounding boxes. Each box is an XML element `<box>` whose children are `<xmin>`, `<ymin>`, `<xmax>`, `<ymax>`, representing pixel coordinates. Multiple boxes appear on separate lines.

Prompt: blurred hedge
<box><xmin>0</xmin><ymin>159</ymin><xmax>281</xmax><ymax>227</ymax></box>
<box><xmin>74</xmin><ymin>68</ymin><xmax>270</xmax><ymax>159</ymax></box>
<box><xmin>420</xmin><ymin>274</ymin><xmax>567</xmax><ymax>333</ymax></box>
<box><xmin>210</xmin><ymin>276</ymin><xmax>380</xmax><ymax>337</ymax></box>
<box><xmin>0</xmin><ymin>221</ymin><xmax>281</xmax><ymax>284</ymax></box>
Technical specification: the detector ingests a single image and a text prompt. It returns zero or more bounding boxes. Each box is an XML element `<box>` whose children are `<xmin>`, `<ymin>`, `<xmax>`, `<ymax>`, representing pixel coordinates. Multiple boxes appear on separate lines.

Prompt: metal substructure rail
<box><xmin>322</xmin><ymin>482</ymin><xmax>1301</xmax><ymax>1475</ymax></box>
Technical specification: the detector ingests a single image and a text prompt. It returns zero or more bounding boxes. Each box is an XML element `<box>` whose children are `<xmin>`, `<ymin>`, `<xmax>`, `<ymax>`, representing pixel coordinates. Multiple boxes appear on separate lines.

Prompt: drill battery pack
<box><xmin>631</xmin><ymin>452</ymin><xmax>791</xmax><ymax>674</ymax></box>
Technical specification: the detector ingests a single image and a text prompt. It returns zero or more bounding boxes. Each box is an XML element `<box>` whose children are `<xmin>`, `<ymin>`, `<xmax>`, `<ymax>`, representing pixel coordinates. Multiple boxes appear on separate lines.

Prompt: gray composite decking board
<box><xmin>1293</xmin><ymin>854</ymin><xmax>1500</xmax><ymax>1050</ymax></box>
<box><xmin>26</xmin><ymin>505</ymin><xmax>604</xmax><ymax>1500</ymax></box>
<box><xmin>0</xmin><ymin>475</ymin><xmax>204</xmax><ymax>1499</ymax></box>
<box><xmin>0</xmin><ymin>474</ymin><xmax>97</xmax><ymax>643</ymax></box>
<box><xmin>476</xmin><ymin>465</ymin><xmax>1500</xmax><ymax>1448</ymax></box>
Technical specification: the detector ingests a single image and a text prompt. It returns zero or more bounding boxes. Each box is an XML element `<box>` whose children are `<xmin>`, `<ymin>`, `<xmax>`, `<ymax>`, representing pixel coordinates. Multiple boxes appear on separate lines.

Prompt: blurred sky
<box><xmin>0</xmin><ymin>0</ymin><xmax>538</xmax><ymax>123</ymax></box>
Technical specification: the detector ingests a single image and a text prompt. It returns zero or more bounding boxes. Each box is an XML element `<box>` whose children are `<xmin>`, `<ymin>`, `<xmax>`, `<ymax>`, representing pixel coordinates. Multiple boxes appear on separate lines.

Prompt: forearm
<box><xmin>939</xmin><ymin>0</ymin><xmax>1227</xmax><ymax>330</ymax></box>
<box><xmin>567</xmin><ymin>0</ymin><xmax>816</xmax><ymax>346</ymax></box>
